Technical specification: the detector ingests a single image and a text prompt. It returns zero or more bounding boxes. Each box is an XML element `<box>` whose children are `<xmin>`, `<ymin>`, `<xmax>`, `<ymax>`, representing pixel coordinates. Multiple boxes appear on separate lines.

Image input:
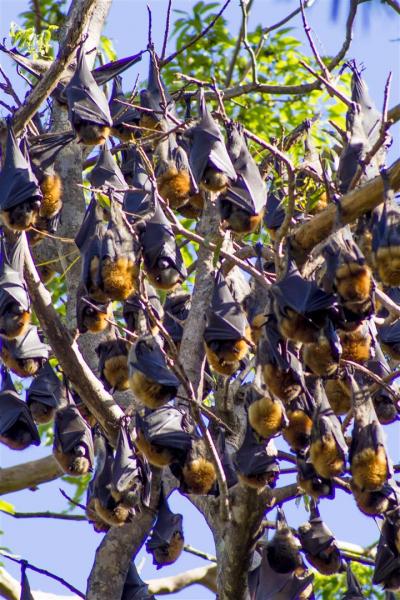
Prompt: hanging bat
<box><xmin>139</xmin><ymin>200</ymin><xmax>187</xmax><ymax>291</ymax></box>
<box><xmin>339</xmin><ymin>320</ymin><xmax>372</xmax><ymax>363</ymax></box>
<box><xmin>26</xmin><ymin>361</ymin><xmax>63</xmax><ymax>424</ymax></box>
<box><xmin>98</xmin><ymin>200</ymin><xmax>140</xmax><ymax>301</ymax></box>
<box><xmin>90</xmin><ymin>430</ymin><xmax>132</xmax><ymax>527</ymax></box>
<box><xmin>371</xmin><ymin>173</ymin><xmax>400</xmax><ymax>287</ymax></box>
<box><xmin>0</xmin><ymin>235</ymin><xmax>31</xmax><ymax>339</ymax></box>
<box><xmin>0</xmin><ymin>367</ymin><xmax>40</xmax><ymax>450</ymax></box>
<box><xmin>20</xmin><ymin>568</ymin><xmax>35</xmax><ymax>600</ymax></box>
<box><xmin>354</xmin><ymin>472</ymin><xmax>400</xmax><ymax>517</ymax></box>
<box><xmin>298</xmin><ymin>502</ymin><xmax>341</xmax><ymax>575</ymax></box>
<box><xmin>213</xmin><ymin>428</ymin><xmax>238</xmax><ymax>492</ymax></box>
<box><xmin>140</xmin><ymin>52</ymin><xmax>177</xmax><ymax>132</ymax></box>
<box><xmin>76</xmin><ymin>286</ymin><xmax>112</xmax><ymax>334</ymax></box>
<box><xmin>109</xmin><ymin>75</ymin><xmax>141</xmax><ymax>141</ymax></box>
<box><xmin>324</xmin><ymin>373</ymin><xmax>352</xmax><ymax>416</ymax></box>
<box><xmin>242</xmin><ymin>251</ymin><xmax>272</xmax><ymax>345</ymax></box>
<box><xmin>249</xmin><ymin>544</ymin><xmax>314</xmax><ymax>600</ymax></box>
<box><xmin>263</xmin><ymin>188</ymin><xmax>286</xmax><ymax>240</ymax></box>
<box><xmin>134</xmin><ymin>405</ymin><xmax>193</xmax><ymax>468</ymax></box>
<box><xmin>128</xmin><ymin>335</ymin><xmax>180</xmax><ymax>409</ymax></box>
<box><xmin>121</xmin><ymin>145</ymin><xmax>152</xmax><ymax>191</ymax></box>
<box><xmin>88</xmin><ymin>143</ymin><xmax>128</xmax><ymax>206</ymax></box>
<box><xmin>53</xmin><ymin>401</ymin><xmax>94</xmax><ymax>476</ymax></box>
<box><xmin>76</xmin><ymin>198</ymin><xmax>109</xmax><ymax>302</ymax></box>
<box><xmin>111</xmin><ymin>421</ymin><xmax>151</xmax><ymax>512</ymax></box>
<box><xmin>123</xmin><ymin>282</ymin><xmax>163</xmax><ymax>336</ymax></box>
<box><xmin>218</xmin><ymin>121</ymin><xmax>266</xmax><ymax>234</ymax></box>
<box><xmin>64</xmin><ymin>45</ymin><xmax>113</xmax><ymax>146</ymax></box>
<box><xmin>350</xmin><ymin>412</ymin><xmax>389</xmax><ymax>493</ymax></box>
<box><xmin>0</xmin><ymin>123</ymin><xmax>42</xmax><ymax>231</ymax></box>
<box><xmin>296</xmin><ymin>456</ymin><xmax>334</xmax><ymax>501</ymax></box>
<box><xmin>270</xmin><ymin>258</ymin><xmax>337</xmax><ymax>344</ymax></box>
<box><xmin>121</xmin><ymin>561</ymin><xmax>155</xmax><ymax>600</ymax></box>
<box><xmin>342</xmin><ymin>562</ymin><xmax>365</xmax><ymax>599</ymax></box>
<box><xmin>171</xmin><ymin>436</ymin><xmax>217</xmax><ymax>495</ymax></box>
<box><xmin>248</xmin><ymin>386</ymin><xmax>286</xmax><ymax>441</ymax></box>
<box><xmin>86</xmin><ymin>481</ymin><xmax>110</xmax><ymax>533</ymax></box>
<box><xmin>146</xmin><ymin>486</ymin><xmax>184</xmax><ymax>568</ymax></box>
<box><xmin>282</xmin><ymin>392</ymin><xmax>315</xmax><ymax>455</ymax></box>
<box><xmin>28</xmin><ymin>130</ymin><xmax>75</xmax><ymax>220</ymax></box>
<box><xmin>156</xmin><ymin>134</ymin><xmax>197</xmax><ymax>210</ymax></box>
<box><xmin>96</xmin><ymin>338</ymin><xmax>131</xmax><ymax>392</ymax></box>
<box><xmin>1</xmin><ymin>325</ymin><xmax>50</xmax><ymax>377</ymax></box>
<box><xmin>302</xmin><ymin>320</ymin><xmax>342</xmax><ymax>377</ymax></box>
<box><xmin>379</xmin><ymin>319</ymin><xmax>400</xmax><ymax>362</ymax></box>
<box><xmin>234</xmin><ymin>422</ymin><xmax>280</xmax><ymax>489</ymax></box>
<box><xmin>258</xmin><ymin>314</ymin><xmax>304</xmax><ymax>403</ymax></box>
<box><xmin>266</xmin><ymin>508</ymin><xmax>302</xmax><ymax>574</ymax></box>
<box><xmin>322</xmin><ymin>226</ymin><xmax>373</xmax><ymax>324</ymax></box>
<box><xmin>162</xmin><ymin>292</ymin><xmax>191</xmax><ymax>346</ymax></box>
<box><xmin>367</xmin><ymin>349</ymin><xmax>399</xmax><ymax>425</ymax></box>
<box><xmin>310</xmin><ymin>381</ymin><xmax>348</xmax><ymax>479</ymax></box>
<box><xmin>204</xmin><ymin>271</ymin><xmax>251</xmax><ymax>376</ymax></box>
<box><xmin>186</xmin><ymin>88</ymin><xmax>236</xmax><ymax>192</ymax></box>
<box><xmin>72</xmin><ymin>387</ymin><xmax>97</xmax><ymax>429</ymax></box>
<box><xmin>373</xmin><ymin>512</ymin><xmax>400</xmax><ymax>592</ymax></box>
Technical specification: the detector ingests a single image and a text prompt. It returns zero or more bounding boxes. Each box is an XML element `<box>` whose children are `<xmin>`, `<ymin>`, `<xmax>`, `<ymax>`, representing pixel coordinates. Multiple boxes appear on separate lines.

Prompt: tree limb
<box><xmin>0</xmin><ymin>456</ymin><xmax>62</xmax><ymax>496</ymax></box>
<box><xmin>147</xmin><ymin>564</ymin><xmax>217</xmax><ymax>595</ymax></box>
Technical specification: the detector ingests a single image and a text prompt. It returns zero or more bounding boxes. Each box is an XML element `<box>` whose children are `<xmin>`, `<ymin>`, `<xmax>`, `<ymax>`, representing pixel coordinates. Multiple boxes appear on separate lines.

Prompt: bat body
<box><xmin>297</xmin><ymin>457</ymin><xmax>334</xmax><ymax>500</ymax></box>
<box><xmin>139</xmin><ymin>201</ymin><xmax>187</xmax><ymax>291</ymax></box>
<box><xmin>248</xmin><ymin>389</ymin><xmax>285</xmax><ymax>441</ymax></box>
<box><xmin>53</xmin><ymin>403</ymin><xmax>94</xmax><ymax>476</ymax></box>
<box><xmin>342</xmin><ymin>563</ymin><xmax>365</xmax><ymax>599</ymax></box>
<box><xmin>1</xmin><ymin>325</ymin><xmax>49</xmax><ymax>377</ymax></box>
<box><xmin>234</xmin><ymin>423</ymin><xmax>280</xmax><ymax>489</ymax></box>
<box><xmin>371</xmin><ymin>186</ymin><xmax>400</xmax><ymax>287</ymax></box>
<box><xmin>123</xmin><ymin>283</ymin><xmax>163</xmax><ymax>336</ymax></box>
<box><xmin>174</xmin><ymin>437</ymin><xmax>216</xmax><ymax>495</ymax></box>
<box><xmin>0</xmin><ymin>235</ymin><xmax>31</xmax><ymax>339</ymax></box>
<box><xmin>121</xmin><ymin>562</ymin><xmax>155</xmax><ymax>600</ymax></box>
<box><xmin>298</xmin><ymin>504</ymin><xmax>341</xmax><ymax>575</ymax></box>
<box><xmin>325</xmin><ymin>376</ymin><xmax>352</xmax><ymax>416</ymax></box>
<box><xmin>96</xmin><ymin>338</ymin><xmax>130</xmax><ymax>392</ymax></box>
<box><xmin>128</xmin><ymin>336</ymin><xmax>180</xmax><ymax>408</ymax></box>
<box><xmin>187</xmin><ymin>89</ymin><xmax>236</xmax><ymax>192</ymax></box>
<box><xmin>339</xmin><ymin>322</ymin><xmax>371</xmax><ymax>363</ymax></box>
<box><xmin>0</xmin><ymin>125</ymin><xmax>42</xmax><ymax>231</ymax></box>
<box><xmin>26</xmin><ymin>361</ymin><xmax>63</xmax><ymax>424</ymax></box>
<box><xmin>109</xmin><ymin>76</ymin><xmax>140</xmax><ymax>141</ymax></box>
<box><xmin>65</xmin><ymin>46</ymin><xmax>113</xmax><ymax>146</ymax></box>
<box><xmin>0</xmin><ymin>368</ymin><xmax>40</xmax><ymax>450</ymax></box>
<box><xmin>77</xmin><ymin>290</ymin><xmax>112</xmax><ymax>334</ymax></box>
<box><xmin>204</xmin><ymin>271</ymin><xmax>250</xmax><ymax>375</ymax></box>
<box><xmin>139</xmin><ymin>54</ymin><xmax>177</xmax><ymax>134</ymax></box>
<box><xmin>266</xmin><ymin>509</ymin><xmax>302</xmax><ymax>574</ymax></box>
<box><xmin>163</xmin><ymin>292</ymin><xmax>191</xmax><ymax>346</ymax></box>
<box><xmin>350</xmin><ymin>479</ymin><xmax>395</xmax><ymax>517</ymax></box>
<box><xmin>146</xmin><ymin>487</ymin><xmax>184</xmax><ymax>567</ymax></box>
<box><xmin>88</xmin><ymin>143</ymin><xmax>127</xmax><ymax>206</ymax></box>
<box><xmin>302</xmin><ymin>324</ymin><xmax>341</xmax><ymax>377</ymax></box>
<box><xmin>350</xmin><ymin>420</ymin><xmax>389</xmax><ymax>492</ymax></box>
<box><xmin>373</xmin><ymin>512</ymin><xmax>400</xmax><ymax>592</ymax></box>
<box><xmin>282</xmin><ymin>393</ymin><xmax>314</xmax><ymax>455</ymax></box>
<box><xmin>156</xmin><ymin>135</ymin><xmax>195</xmax><ymax>210</ymax></box>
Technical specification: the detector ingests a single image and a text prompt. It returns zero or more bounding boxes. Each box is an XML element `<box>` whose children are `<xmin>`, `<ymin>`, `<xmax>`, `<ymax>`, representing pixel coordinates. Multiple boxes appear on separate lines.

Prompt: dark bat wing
<box><xmin>122</xmin><ymin>562</ymin><xmax>155</xmax><ymax>600</ymax></box>
<box><xmin>5</xmin><ymin>325</ymin><xmax>50</xmax><ymax>360</ymax></box>
<box><xmin>0</xmin><ymin>392</ymin><xmax>39</xmax><ymax>444</ymax></box>
<box><xmin>0</xmin><ymin>263</ymin><xmax>30</xmax><ymax>314</ymax></box>
<box><xmin>26</xmin><ymin>361</ymin><xmax>63</xmax><ymax>408</ymax></box>
<box><xmin>88</xmin><ymin>144</ymin><xmax>127</xmax><ymax>202</ymax></box>
<box><xmin>373</xmin><ymin>537</ymin><xmax>400</xmax><ymax>585</ymax></box>
<box><xmin>256</xmin><ymin>547</ymin><xmax>314</xmax><ymax>600</ymax></box>
<box><xmin>92</xmin><ymin>52</ymin><xmax>143</xmax><ymax>86</ymax></box>
<box><xmin>140</xmin><ymin>55</ymin><xmax>176</xmax><ymax>122</ymax></box>
<box><xmin>341</xmin><ymin>563</ymin><xmax>365</xmax><ymax>599</ymax></box>
<box><xmin>75</xmin><ymin>197</ymin><xmax>104</xmax><ymax>251</ymax></box>
<box><xmin>28</xmin><ymin>131</ymin><xmax>75</xmax><ymax>175</ymax></box>
<box><xmin>349</xmin><ymin>61</ymin><xmax>382</xmax><ymax>145</ymax></box>
<box><xmin>234</xmin><ymin>423</ymin><xmax>279</xmax><ymax>478</ymax></box>
<box><xmin>204</xmin><ymin>271</ymin><xmax>248</xmax><ymax>342</ymax></box>
<box><xmin>123</xmin><ymin>283</ymin><xmax>163</xmax><ymax>326</ymax></box>
<box><xmin>264</xmin><ymin>189</ymin><xmax>286</xmax><ymax>229</ymax></box>
<box><xmin>20</xmin><ymin>570</ymin><xmax>35</xmax><ymax>600</ymax></box>
<box><xmin>379</xmin><ymin>320</ymin><xmax>400</xmax><ymax>346</ymax></box>
<box><xmin>0</xmin><ymin>125</ymin><xmax>42</xmax><ymax>210</ymax></box>
<box><xmin>147</xmin><ymin>487</ymin><xmax>183</xmax><ymax>548</ymax></box>
<box><xmin>65</xmin><ymin>46</ymin><xmax>112</xmax><ymax>127</ymax></box>
<box><xmin>129</xmin><ymin>337</ymin><xmax>180</xmax><ymax>388</ymax></box>
<box><xmin>137</xmin><ymin>406</ymin><xmax>193</xmax><ymax>452</ymax></box>
<box><xmin>299</xmin><ymin>512</ymin><xmax>335</xmax><ymax>556</ymax></box>
<box><xmin>113</xmin><ymin>422</ymin><xmax>151</xmax><ymax>505</ymax></box>
<box><xmin>54</xmin><ymin>404</ymin><xmax>94</xmax><ymax>459</ymax></box>
<box><xmin>372</xmin><ymin>197</ymin><xmax>400</xmax><ymax>251</ymax></box>
<box><xmin>163</xmin><ymin>293</ymin><xmax>191</xmax><ymax>343</ymax></box>
<box><xmin>313</xmin><ymin>385</ymin><xmax>348</xmax><ymax>455</ymax></box>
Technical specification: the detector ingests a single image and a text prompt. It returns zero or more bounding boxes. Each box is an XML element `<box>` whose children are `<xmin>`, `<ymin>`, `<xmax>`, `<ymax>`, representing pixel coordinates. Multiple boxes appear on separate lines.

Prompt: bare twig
<box><xmin>0</xmin><ymin>551</ymin><xmax>85</xmax><ymax>598</ymax></box>
<box><xmin>341</xmin><ymin>359</ymin><xmax>400</xmax><ymax>402</ymax></box>
<box><xmin>161</xmin><ymin>0</ymin><xmax>173</xmax><ymax>61</ymax></box>
<box><xmin>239</xmin><ymin>0</ymin><xmax>258</xmax><ymax>84</ymax></box>
<box><xmin>183</xmin><ymin>545</ymin><xmax>217</xmax><ymax>563</ymax></box>
<box><xmin>299</xmin><ymin>60</ymin><xmax>352</xmax><ymax>107</ymax></box>
<box><xmin>300</xmin><ymin>0</ymin><xmax>330</xmax><ymax>82</ymax></box>
<box><xmin>2</xmin><ymin>510</ymin><xmax>86</xmax><ymax>521</ymax></box>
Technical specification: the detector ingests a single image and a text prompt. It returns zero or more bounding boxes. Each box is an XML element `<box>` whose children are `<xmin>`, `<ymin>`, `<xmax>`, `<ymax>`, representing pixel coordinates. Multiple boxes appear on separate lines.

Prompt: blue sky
<box><xmin>0</xmin><ymin>1</ymin><xmax>399</xmax><ymax>598</ymax></box>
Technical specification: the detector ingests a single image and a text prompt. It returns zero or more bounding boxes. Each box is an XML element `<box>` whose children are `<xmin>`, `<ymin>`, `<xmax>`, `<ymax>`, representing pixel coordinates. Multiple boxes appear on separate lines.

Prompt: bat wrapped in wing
<box><xmin>297</xmin><ymin>456</ymin><xmax>334</xmax><ymax>501</ymax></box>
<box><xmin>302</xmin><ymin>319</ymin><xmax>342</xmax><ymax>377</ymax></box>
<box><xmin>121</xmin><ymin>561</ymin><xmax>155</xmax><ymax>600</ymax></box>
<box><xmin>310</xmin><ymin>381</ymin><xmax>348</xmax><ymax>479</ymax></box>
<box><xmin>170</xmin><ymin>435</ymin><xmax>217</xmax><ymax>495</ymax></box>
<box><xmin>96</xmin><ymin>338</ymin><xmax>130</xmax><ymax>392</ymax></box>
<box><xmin>270</xmin><ymin>259</ymin><xmax>337</xmax><ymax>344</ymax></box>
<box><xmin>0</xmin><ymin>123</ymin><xmax>42</xmax><ymax>231</ymax></box>
<box><xmin>64</xmin><ymin>45</ymin><xmax>113</xmax><ymax>146</ymax></box>
<box><xmin>163</xmin><ymin>292</ymin><xmax>191</xmax><ymax>346</ymax></box>
<box><xmin>204</xmin><ymin>270</ymin><xmax>251</xmax><ymax>376</ymax></box>
<box><xmin>88</xmin><ymin>143</ymin><xmax>128</xmax><ymax>206</ymax></box>
<box><xmin>379</xmin><ymin>319</ymin><xmax>400</xmax><ymax>361</ymax></box>
<box><xmin>298</xmin><ymin>502</ymin><xmax>341</xmax><ymax>574</ymax></box>
<box><xmin>258</xmin><ymin>314</ymin><xmax>304</xmax><ymax>403</ymax></box>
<box><xmin>128</xmin><ymin>335</ymin><xmax>180</xmax><ymax>409</ymax></box>
<box><xmin>186</xmin><ymin>88</ymin><xmax>236</xmax><ymax>192</ymax></box>
<box><xmin>146</xmin><ymin>485</ymin><xmax>184</xmax><ymax>568</ymax></box>
<box><xmin>53</xmin><ymin>401</ymin><xmax>94</xmax><ymax>476</ymax></box>
<box><xmin>98</xmin><ymin>200</ymin><xmax>140</xmax><ymax>301</ymax></box>
<box><xmin>26</xmin><ymin>361</ymin><xmax>63</xmax><ymax>424</ymax></box>
<box><xmin>351</xmin><ymin>478</ymin><xmax>400</xmax><ymax>518</ymax></box>
<box><xmin>373</xmin><ymin>512</ymin><xmax>400</xmax><ymax>592</ymax></box>
<box><xmin>0</xmin><ymin>366</ymin><xmax>40</xmax><ymax>450</ymax></box>
<box><xmin>140</xmin><ymin>53</ymin><xmax>177</xmax><ymax>131</ymax></box>
<box><xmin>234</xmin><ymin>422</ymin><xmax>280</xmax><ymax>489</ymax></box>
<box><xmin>0</xmin><ymin>234</ymin><xmax>31</xmax><ymax>339</ymax></box>
<box><xmin>371</xmin><ymin>174</ymin><xmax>400</xmax><ymax>287</ymax></box>
<box><xmin>1</xmin><ymin>325</ymin><xmax>50</xmax><ymax>377</ymax></box>
<box><xmin>109</xmin><ymin>75</ymin><xmax>141</xmax><ymax>141</ymax></box>
<box><xmin>134</xmin><ymin>405</ymin><xmax>193</xmax><ymax>468</ymax></box>
<box><xmin>282</xmin><ymin>391</ymin><xmax>315</xmax><ymax>455</ymax></box>
<box><xmin>76</xmin><ymin>285</ymin><xmax>112</xmax><ymax>334</ymax></box>
<box><xmin>139</xmin><ymin>200</ymin><xmax>186</xmax><ymax>291</ymax></box>
<box><xmin>247</xmin><ymin>385</ymin><xmax>286</xmax><ymax>441</ymax></box>
<box><xmin>123</xmin><ymin>282</ymin><xmax>163</xmax><ymax>336</ymax></box>
<box><xmin>341</xmin><ymin>563</ymin><xmax>365</xmax><ymax>599</ymax></box>
<box><xmin>218</xmin><ymin>122</ymin><xmax>266</xmax><ymax>234</ymax></box>
<box><xmin>156</xmin><ymin>134</ymin><xmax>197</xmax><ymax>210</ymax></box>
<box><xmin>266</xmin><ymin>508</ymin><xmax>302</xmax><ymax>575</ymax></box>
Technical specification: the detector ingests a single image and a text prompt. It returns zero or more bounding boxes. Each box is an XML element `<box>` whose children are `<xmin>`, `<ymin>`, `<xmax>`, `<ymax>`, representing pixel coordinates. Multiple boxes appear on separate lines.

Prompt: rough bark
<box><xmin>0</xmin><ymin>456</ymin><xmax>62</xmax><ymax>496</ymax></box>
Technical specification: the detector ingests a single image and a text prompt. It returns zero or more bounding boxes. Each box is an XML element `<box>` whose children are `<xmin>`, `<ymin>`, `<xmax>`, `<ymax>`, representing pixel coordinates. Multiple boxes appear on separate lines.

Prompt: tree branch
<box><xmin>0</xmin><ymin>456</ymin><xmax>62</xmax><ymax>496</ymax></box>
<box><xmin>147</xmin><ymin>564</ymin><xmax>217</xmax><ymax>595</ymax></box>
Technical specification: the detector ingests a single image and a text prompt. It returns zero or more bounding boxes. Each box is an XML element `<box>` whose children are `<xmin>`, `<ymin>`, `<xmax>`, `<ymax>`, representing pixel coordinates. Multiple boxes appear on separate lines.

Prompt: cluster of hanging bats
<box><xmin>0</xmin><ymin>36</ymin><xmax>399</xmax><ymax>599</ymax></box>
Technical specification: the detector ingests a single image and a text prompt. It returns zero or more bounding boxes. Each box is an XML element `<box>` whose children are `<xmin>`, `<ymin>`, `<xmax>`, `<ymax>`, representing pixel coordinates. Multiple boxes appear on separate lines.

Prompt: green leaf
<box><xmin>0</xmin><ymin>500</ymin><xmax>15</xmax><ymax>515</ymax></box>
